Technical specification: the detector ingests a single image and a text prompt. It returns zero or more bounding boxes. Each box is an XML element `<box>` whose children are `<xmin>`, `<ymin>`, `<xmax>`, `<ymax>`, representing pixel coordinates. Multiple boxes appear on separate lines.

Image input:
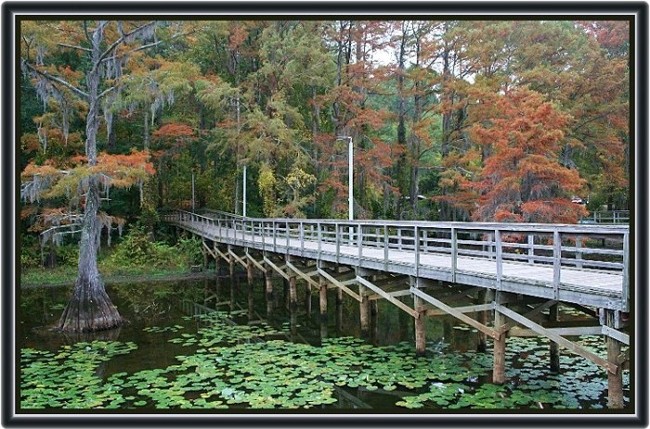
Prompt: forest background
<box><xmin>19</xmin><ymin>19</ymin><xmax>629</xmax><ymax>277</ymax></box>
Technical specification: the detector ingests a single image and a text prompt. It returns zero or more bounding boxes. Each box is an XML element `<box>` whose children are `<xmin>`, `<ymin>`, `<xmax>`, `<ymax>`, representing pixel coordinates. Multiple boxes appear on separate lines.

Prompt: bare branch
<box><xmin>58</xmin><ymin>43</ymin><xmax>92</xmax><ymax>52</ymax></box>
<box><xmin>97</xmin><ymin>21</ymin><xmax>156</xmax><ymax>66</ymax></box>
<box><xmin>98</xmin><ymin>85</ymin><xmax>117</xmax><ymax>100</ymax></box>
<box><xmin>22</xmin><ymin>60</ymin><xmax>89</xmax><ymax>100</ymax></box>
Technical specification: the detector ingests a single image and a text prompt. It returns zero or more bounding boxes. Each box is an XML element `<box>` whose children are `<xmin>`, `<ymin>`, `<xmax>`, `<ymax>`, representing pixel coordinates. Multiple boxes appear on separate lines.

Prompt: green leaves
<box><xmin>21</xmin><ymin>311</ymin><xmax>625</xmax><ymax>411</ymax></box>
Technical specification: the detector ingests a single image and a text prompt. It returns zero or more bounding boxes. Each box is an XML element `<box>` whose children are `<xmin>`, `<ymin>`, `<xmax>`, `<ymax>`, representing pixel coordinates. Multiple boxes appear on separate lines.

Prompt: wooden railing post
<box><xmin>286</xmin><ymin>220</ymin><xmax>290</xmax><ymax>251</ymax></box>
<box><xmin>451</xmin><ymin>227</ymin><xmax>457</xmax><ymax>283</ymax></box>
<box><xmin>527</xmin><ymin>234</ymin><xmax>535</xmax><ymax>264</ymax></box>
<box><xmin>495</xmin><ymin>229</ymin><xmax>502</xmax><ymax>290</ymax></box>
<box><xmin>623</xmin><ymin>231</ymin><xmax>629</xmax><ymax>311</ymax></box>
<box><xmin>552</xmin><ymin>230</ymin><xmax>561</xmax><ymax>299</ymax></box>
<box><xmin>415</xmin><ymin>226</ymin><xmax>420</xmax><ymax>278</ymax></box>
<box><xmin>335</xmin><ymin>223</ymin><xmax>340</xmax><ymax>264</ymax></box>
<box><xmin>300</xmin><ymin>222</ymin><xmax>305</xmax><ymax>257</ymax></box>
<box><xmin>273</xmin><ymin>221</ymin><xmax>277</xmax><ymax>253</ymax></box>
<box><xmin>383</xmin><ymin>225</ymin><xmax>389</xmax><ymax>270</ymax></box>
<box><xmin>317</xmin><ymin>222</ymin><xmax>322</xmax><ymax>258</ymax></box>
<box><xmin>358</xmin><ymin>224</ymin><xmax>363</xmax><ymax>263</ymax></box>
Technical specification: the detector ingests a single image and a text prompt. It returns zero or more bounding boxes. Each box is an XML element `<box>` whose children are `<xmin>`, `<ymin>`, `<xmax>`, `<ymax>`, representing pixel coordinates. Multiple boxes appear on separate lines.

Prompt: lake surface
<box><xmin>18</xmin><ymin>273</ymin><xmax>630</xmax><ymax>412</ymax></box>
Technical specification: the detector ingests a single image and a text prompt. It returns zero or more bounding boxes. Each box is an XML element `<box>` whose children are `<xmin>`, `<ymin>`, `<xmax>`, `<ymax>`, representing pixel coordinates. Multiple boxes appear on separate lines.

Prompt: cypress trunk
<box><xmin>58</xmin><ymin>22</ymin><xmax>122</xmax><ymax>332</ymax></box>
<box><xmin>57</xmin><ymin>178</ymin><xmax>123</xmax><ymax>332</ymax></box>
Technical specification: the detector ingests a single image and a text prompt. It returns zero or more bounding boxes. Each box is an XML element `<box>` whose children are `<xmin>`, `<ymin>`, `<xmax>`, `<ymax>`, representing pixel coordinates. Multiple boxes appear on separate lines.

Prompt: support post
<box><xmin>247</xmin><ymin>260</ymin><xmax>254</xmax><ymax>286</ymax></box>
<box><xmin>414</xmin><ymin>294</ymin><xmax>426</xmax><ymax>356</ymax></box>
<box><xmin>370</xmin><ymin>300</ymin><xmax>378</xmax><ymax>345</ymax></box>
<box><xmin>289</xmin><ymin>275</ymin><xmax>297</xmax><ymax>312</ymax></box>
<box><xmin>606</xmin><ymin>310</ymin><xmax>624</xmax><ymax>409</ymax></box>
<box><xmin>264</xmin><ymin>269</ymin><xmax>273</xmax><ymax>315</ymax></box>
<box><xmin>305</xmin><ymin>282</ymin><xmax>312</xmax><ymax>315</ymax></box>
<box><xmin>359</xmin><ymin>285</ymin><xmax>370</xmax><ymax>339</ymax></box>
<box><xmin>319</xmin><ymin>277</ymin><xmax>328</xmax><ymax>338</ymax></box>
<box><xmin>493</xmin><ymin>292</ymin><xmax>507</xmax><ymax>384</ymax></box>
<box><xmin>549</xmin><ymin>303</ymin><xmax>560</xmax><ymax>373</ymax></box>
<box><xmin>476</xmin><ymin>289</ymin><xmax>487</xmax><ymax>353</ymax></box>
<box><xmin>336</xmin><ymin>287</ymin><xmax>343</xmax><ymax>333</ymax></box>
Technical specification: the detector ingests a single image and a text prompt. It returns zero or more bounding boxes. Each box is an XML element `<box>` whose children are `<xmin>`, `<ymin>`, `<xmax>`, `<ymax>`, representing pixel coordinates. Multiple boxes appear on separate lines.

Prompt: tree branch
<box><xmin>22</xmin><ymin>60</ymin><xmax>89</xmax><ymax>100</ymax></box>
<box><xmin>97</xmin><ymin>21</ymin><xmax>156</xmax><ymax>66</ymax></box>
<box><xmin>57</xmin><ymin>43</ymin><xmax>92</xmax><ymax>52</ymax></box>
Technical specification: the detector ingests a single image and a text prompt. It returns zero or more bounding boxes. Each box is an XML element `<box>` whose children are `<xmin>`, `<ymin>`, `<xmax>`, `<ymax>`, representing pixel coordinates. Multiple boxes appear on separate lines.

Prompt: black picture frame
<box><xmin>2</xmin><ymin>1</ymin><xmax>647</xmax><ymax>427</ymax></box>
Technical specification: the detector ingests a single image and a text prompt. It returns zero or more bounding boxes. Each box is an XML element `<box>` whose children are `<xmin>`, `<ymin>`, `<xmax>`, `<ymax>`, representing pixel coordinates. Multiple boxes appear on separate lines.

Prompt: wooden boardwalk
<box><xmin>163</xmin><ymin>209</ymin><xmax>631</xmax><ymax>407</ymax></box>
<box><xmin>164</xmin><ymin>209</ymin><xmax>629</xmax><ymax>312</ymax></box>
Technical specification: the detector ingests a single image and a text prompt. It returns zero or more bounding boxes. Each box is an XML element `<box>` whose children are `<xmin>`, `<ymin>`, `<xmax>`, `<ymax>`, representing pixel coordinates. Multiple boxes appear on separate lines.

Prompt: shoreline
<box><xmin>20</xmin><ymin>269</ymin><xmax>219</xmax><ymax>289</ymax></box>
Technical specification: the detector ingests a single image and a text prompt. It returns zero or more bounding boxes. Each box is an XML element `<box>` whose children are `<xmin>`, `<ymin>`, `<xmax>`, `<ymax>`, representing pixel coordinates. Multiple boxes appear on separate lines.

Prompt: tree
<box><xmin>21</xmin><ymin>20</ymin><xmax>162</xmax><ymax>332</ymax></box>
<box><xmin>467</xmin><ymin>88</ymin><xmax>588</xmax><ymax>223</ymax></box>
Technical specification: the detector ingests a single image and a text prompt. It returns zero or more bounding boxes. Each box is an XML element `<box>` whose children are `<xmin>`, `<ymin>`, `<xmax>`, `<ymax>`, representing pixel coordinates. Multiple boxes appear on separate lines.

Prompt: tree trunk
<box><xmin>58</xmin><ymin>22</ymin><xmax>122</xmax><ymax>332</ymax></box>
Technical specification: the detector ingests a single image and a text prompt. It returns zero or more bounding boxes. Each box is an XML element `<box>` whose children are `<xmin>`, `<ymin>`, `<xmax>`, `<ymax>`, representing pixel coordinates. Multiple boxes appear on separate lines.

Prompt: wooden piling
<box><xmin>264</xmin><ymin>270</ymin><xmax>273</xmax><ymax>315</ymax></box>
<box><xmin>476</xmin><ymin>289</ymin><xmax>487</xmax><ymax>353</ymax></box>
<box><xmin>606</xmin><ymin>310</ymin><xmax>624</xmax><ymax>409</ymax></box>
<box><xmin>247</xmin><ymin>261</ymin><xmax>254</xmax><ymax>286</ymax></box>
<box><xmin>370</xmin><ymin>300</ymin><xmax>379</xmax><ymax>344</ymax></box>
<box><xmin>493</xmin><ymin>294</ymin><xmax>507</xmax><ymax>384</ymax></box>
<box><xmin>305</xmin><ymin>284</ymin><xmax>312</xmax><ymax>315</ymax></box>
<box><xmin>549</xmin><ymin>303</ymin><xmax>560</xmax><ymax>373</ymax></box>
<box><xmin>319</xmin><ymin>278</ymin><xmax>328</xmax><ymax>338</ymax></box>
<box><xmin>289</xmin><ymin>275</ymin><xmax>297</xmax><ymax>311</ymax></box>
<box><xmin>336</xmin><ymin>287</ymin><xmax>343</xmax><ymax>333</ymax></box>
<box><xmin>359</xmin><ymin>285</ymin><xmax>370</xmax><ymax>339</ymax></box>
<box><xmin>414</xmin><ymin>295</ymin><xmax>426</xmax><ymax>356</ymax></box>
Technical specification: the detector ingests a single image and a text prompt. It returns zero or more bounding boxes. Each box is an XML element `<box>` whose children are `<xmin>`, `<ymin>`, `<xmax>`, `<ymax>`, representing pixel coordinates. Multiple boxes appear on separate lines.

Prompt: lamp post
<box><xmin>336</xmin><ymin>135</ymin><xmax>354</xmax><ymax>221</ymax></box>
<box><xmin>242</xmin><ymin>164</ymin><xmax>247</xmax><ymax>217</ymax></box>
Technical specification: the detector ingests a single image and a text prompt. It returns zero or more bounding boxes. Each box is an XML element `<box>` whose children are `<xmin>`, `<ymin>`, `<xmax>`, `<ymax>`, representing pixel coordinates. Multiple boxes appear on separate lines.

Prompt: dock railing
<box><xmin>164</xmin><ymin>210</ymin><xmax>630</xmax><ymax>311</ymax></box>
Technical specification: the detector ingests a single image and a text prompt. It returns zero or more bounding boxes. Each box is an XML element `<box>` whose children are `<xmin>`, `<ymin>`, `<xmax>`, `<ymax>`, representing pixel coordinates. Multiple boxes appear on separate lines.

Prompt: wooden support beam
<box><xmin>508</xmin><ymin>326</ymin><xmax>603</xmax><ymax>337</ymax></box>
<box><xmin>317</xmin><ymin>268</ymin><xmax>361</xmax><ymax>302</ymax></box>
<box><xmin>425</xmin><ymin>303</ymin><xmax>494</xmax><ymax>317</ymax></box>
<box><xmin>228</xmin><ymin>249</ymin><xmax>248</xmax><ymax>269</ymax></box>
<box><xmin>368</xmin><ymin>289</ymin><xmax>412</xmax><ymax>301</ymax></box>
<box><xmin>263</xmin><ymin>256</ymin><xmax>291</xmax><ymax>281</ymax></box>
<box><xmin>499</xmin><ymin>299</ymin><xmax>557</xmax><ymax>335</ymax></box>
<box><xmin>202</xmin><ymin>241</ymin><xmax>218</xmax><ymax>259</ymax></box>
<box><xmin>495</xmin><ymin>304</ymin><xmax>616</xmax><ymax>373</ymax></box>
<box><xmin>286</xmin><ymin>260</ymin><xmax>319</xmax><ymax>290</ymax></box>
<box><xmin>411</xmin><ymin>287</ymin><xmax>497</xmax><ymax>339</ymax></box>
<box><xmin>213</xmin><ymin>245</ymin><xmax>231</xmax><ymax>264</ymax></box>
<box><xmin>246</xmin><ymin>253</ymin><xmax>267</xmax><ymax>273</ymax></box>
<box><xmin>357</xmin><ymin>276</ymin><xmax>417</xmax><ymax>318</ymax></box>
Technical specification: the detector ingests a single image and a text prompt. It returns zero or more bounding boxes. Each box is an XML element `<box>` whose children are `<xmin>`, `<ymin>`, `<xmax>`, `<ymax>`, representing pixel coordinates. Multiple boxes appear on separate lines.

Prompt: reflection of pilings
<box><xmin>549</xmin><ymin>303</ymin><xmax>560</xmax><ymax>372</ymax></box>
<box><xmin>247</xmin><ymin>280</ymin><xmax>254</xmax><ymax>322</ymax></box>
<box><xmin>370</xmin><ymin>300</ymin><xmax>378</xmax><ymax>345</ymax></box>
<box><xmin>289</xmin><ymin>275</ymin><xmax>297</xmax><ymax>312</ymax></box>
<box><xmin>333</xmin><ymin>386</ymin><xmax>372</xmax><ymax>409</ymax></box>
<box><xmin>305</xmin><ymin>283</ymin><xmax>312</xmax><ymax>315</ymax></box>
<box><xmin>476</xmin><ymin>289</ymin><xmax>487</xmax><ymax>353</ymax></box>
<box><xmin>606</xmin><ymin>310</ymin><xmax>624</xmax><ymax>409</ymax></box>
<box><xmin>335</xmin><ymin>288</ymin><xmax>343</xmax><ymax>334</ymax></box>
<box><xmin>265</xmin><ymin>270</ymin><xmax>273</xmax><ymax>316</ymax></box>
<box><xmin>319</xmin><ymin>277</ymin><xmax>328</xmax><ymax>339</ymax></box>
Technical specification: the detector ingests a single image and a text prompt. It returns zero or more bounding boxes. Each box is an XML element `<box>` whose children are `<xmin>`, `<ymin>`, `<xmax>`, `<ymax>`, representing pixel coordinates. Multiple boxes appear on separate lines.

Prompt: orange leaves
<box><xmin>466</xmin><ymin>88</ymin><xmax>588</xmax><ymax>223</ymax></box>
<box><xmin>152</xmin><ymin>123</ymin><xmax>194</xmax><ymax>139</ymax></box>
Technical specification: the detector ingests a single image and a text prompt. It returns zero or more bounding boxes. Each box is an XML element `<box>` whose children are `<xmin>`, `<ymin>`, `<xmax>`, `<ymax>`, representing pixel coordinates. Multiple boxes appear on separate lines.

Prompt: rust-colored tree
<box><xmin>468</xmin><ymin>89</ymin><xmax>588</xmax><ymax>223</ymax></box>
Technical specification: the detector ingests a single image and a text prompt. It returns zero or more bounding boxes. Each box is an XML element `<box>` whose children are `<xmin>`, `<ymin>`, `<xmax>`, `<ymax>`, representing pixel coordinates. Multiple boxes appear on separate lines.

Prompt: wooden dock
<box><xmin>163</xmin><ymin>209</ymin><xmax>631</xmax><ymax>409</ymax></box>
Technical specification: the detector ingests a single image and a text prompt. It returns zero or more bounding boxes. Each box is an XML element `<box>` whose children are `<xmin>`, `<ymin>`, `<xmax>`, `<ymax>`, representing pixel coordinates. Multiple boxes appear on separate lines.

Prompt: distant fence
<box><xmin>581</xmin><ymin>210</ymin><xmax>629</xmax><ymax>225</ymax></box>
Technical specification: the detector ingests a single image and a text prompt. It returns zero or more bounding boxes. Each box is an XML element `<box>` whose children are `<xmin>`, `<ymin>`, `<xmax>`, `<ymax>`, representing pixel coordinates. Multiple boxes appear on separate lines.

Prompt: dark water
<box><xmin>18</xmin><ymin>273</ymin><xmax>630</xmax><ymax>412</ymax></box>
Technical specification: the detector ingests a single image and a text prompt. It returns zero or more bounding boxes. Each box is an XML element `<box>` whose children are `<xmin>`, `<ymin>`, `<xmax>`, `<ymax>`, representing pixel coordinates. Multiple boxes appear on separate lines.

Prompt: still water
<box><xmin>18</xmin><ymin>273</ymin><xmax>630</xmax><ymax>412</ymax></box>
